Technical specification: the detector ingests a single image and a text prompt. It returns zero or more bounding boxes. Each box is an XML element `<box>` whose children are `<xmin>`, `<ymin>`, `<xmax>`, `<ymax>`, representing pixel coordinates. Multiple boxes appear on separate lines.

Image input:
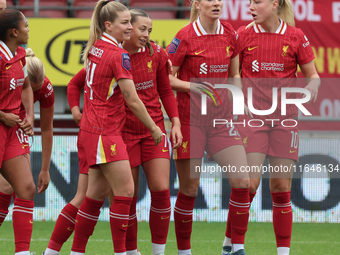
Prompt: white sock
<box><xmin>178</xmin><ymin>249</ymin><xmax>191</xmax><ymax>255</ymax></box>
<box><xmin>44</xmin><ymin>248</ymin><xmax>60</xmax><ymax>255</ymax></box>
<box><xmin>70</xmin><ymin>252</ymin><xmax>85</xmax><ymax>255</ymax></box>
<box><xmin>153</xmin><ymin>243</ymin><xmax>166</xmax><ymax>255</ymax></box>
<box><xmin>15</xmin><ymin>252</ymin><xmax>30</xmax><ymax>255</ymax></box>
<box><xmin>223</xmin><ymin>236</ymin><xmax>232</xmax><ymax>247</ymax></box>
<box><xmin>115</xmin><ymin>253</ymin><xmax>127</xmax><ymax>255</ymax></box>
<box><xmin>233</xmin><ymin>244</ymin><xmax>244</xmax><ymax>252</ymax></box>
<box><xmin>126</xmin><ymin>250</ymin><xmax>138</xmax><ymax>255</ymax></box>
<box><xmin>277</xmin><ymin>247</ymin><xmax>290</xmax><ymax>255</ymax></box>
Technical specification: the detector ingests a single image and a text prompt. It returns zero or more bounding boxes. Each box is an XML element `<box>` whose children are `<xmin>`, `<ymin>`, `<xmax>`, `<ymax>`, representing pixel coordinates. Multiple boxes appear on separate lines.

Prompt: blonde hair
<box><xmin>189</xmin><ymin>0</ymin><xmax>200</xmax><ymax>24</ymax></box>
<box><xmin>246</xmin><ymin>0</ymin><xmax>295</xmax><ymax>29</ymax></box>
<box><xmin>25</xmin><ymin>48</ymin><xmax>45</xmax><ymax>85</ymax></box>
<box><xmin>130</xmin><ymin>9</ymin><xmax>154</xmax><ymax>56</ymax></box>
<box><xmin>82</xmin><ymin>0</ymin><xmax>128</xmax><ymax>66</ymax></box>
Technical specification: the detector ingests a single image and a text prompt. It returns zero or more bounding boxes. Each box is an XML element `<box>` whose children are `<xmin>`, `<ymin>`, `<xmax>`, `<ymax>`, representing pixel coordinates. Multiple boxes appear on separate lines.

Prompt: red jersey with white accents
<box><xmin>238</xmin><ymin>21</ymin><xmax>315</xmax><ymax>119</ymax></box>
<box><xmin>167</xmin><ymin>18</ymin><xmax>240</xmax><ymax>125</ymax></box>
<box><xmin>0</xmin><ymin>42</ymin><xmax>27</xmax><ymax>116</ymax></box>
<box><xmin>80</xmin><ymin>33</ymin><xmax>133</xmax><ymax>135</ymax></box>
<box><xmin>123</xmin><ymin>42</ymin><xmax>178</xmax><ymax>139</ymax></box>
<box><xmin>33</xmin><ymin>76</ymin><xmax>55</xmax><ymax>108</ymax></box>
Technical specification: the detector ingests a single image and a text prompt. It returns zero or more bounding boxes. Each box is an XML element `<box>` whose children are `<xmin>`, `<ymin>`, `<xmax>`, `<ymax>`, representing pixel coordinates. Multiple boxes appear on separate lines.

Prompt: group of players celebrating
<box><xmin>0</xmin><ymin>0</ymin><xmax>320</xmax><ymax>255</ymax></box>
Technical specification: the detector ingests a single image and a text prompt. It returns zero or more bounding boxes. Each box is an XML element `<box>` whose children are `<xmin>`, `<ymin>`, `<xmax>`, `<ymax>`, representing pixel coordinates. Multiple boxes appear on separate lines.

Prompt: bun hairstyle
<box><xmin>25</xmin><ymin>48</ymin><xmax>45</xmax><ymax>85</ymax></box>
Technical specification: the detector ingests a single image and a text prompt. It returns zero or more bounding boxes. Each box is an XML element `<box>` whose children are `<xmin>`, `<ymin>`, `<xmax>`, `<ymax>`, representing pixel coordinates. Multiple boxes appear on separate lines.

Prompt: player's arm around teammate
<box><xmin>167</xmin><ymin>1</ymin><xmax>250</xmax><ymax>255</ymax></box>
<box><xmin>120</xmin><ymin>9</ymin><xmax>182</xmax><ymax>255</ymax></box>
<box><xmin>69</xmin><ymin>1</ymin><xmax>162</xmax><ymax>255</ymax></box>
<box><xmin>222</xmin><ymin>1</ymin><xmax>320</xmax><ymax>255</ymax></box>
<box><xmin>0</xmin><ymin>9</ymin><xmax>35</xmax><ymax>255</ymax></box>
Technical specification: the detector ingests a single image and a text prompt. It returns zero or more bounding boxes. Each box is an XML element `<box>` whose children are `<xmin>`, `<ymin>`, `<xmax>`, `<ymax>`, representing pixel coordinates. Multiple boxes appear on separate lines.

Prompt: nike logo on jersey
<box><xmin>289</xmin><ymin>150</ymin><xmax>296</xmax><ymax>153</ymax></box>
<box><xmin>195</xmin><ymin>50</ymin><xmax>205</xmax><ymax>55</ymax></box>
<box><xmin>162</xmin><ymin>149</ymin><xmax>169</xmax><ymax>152</ymax></box>
<box><xmin>235</xmin><ymin>137</ymin><xmax>241</xmax><ymax>140</ymax></box>
<box><xmin>6</xmin><ymin>65</ymin><xmax>12</xmax><ymax>70</ymax></box>
<box><xmin>248</xmin><ymin>46</ymin><xmax>258</xmax><ymax>51</ymax></box>
<box><xmin>22</xmin><ymin>144</ymin><xmax>29</xmax><ymax>149</ymax></box>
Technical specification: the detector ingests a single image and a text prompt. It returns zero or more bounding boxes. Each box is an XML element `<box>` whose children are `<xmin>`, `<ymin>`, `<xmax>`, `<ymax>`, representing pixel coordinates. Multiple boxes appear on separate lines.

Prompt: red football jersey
<box><xmin>34</xmin><ymin>76</ymin><xmax>55</xmax><ymax>108</ymax></box>
<box><xmin>167</xmin><ymin>18</ymin><xmax>240</xmax><ymax>126</ymax></box>
<box><xmin>238</xmin><ymin>20</ymin><xmax>315</xmax><ymax>119</ymax></box>
<box><xmin>67</xmin><ymin>68</ymin><xmax>86</xmax><ymax>110</ymax></box>
<box><xmin>0</xmin><ymin>42</ymin><xmax>27</xmax><ymax>117</ymax></box>
<box><xmin>123</xmin><ymin>42</ymin><xmax>178</xmax><ymax>139</ymax></box>
<box><xmin>80</xmin><ymin>33</ymin><xmax>133</xmax><ymax>135</ymax></box>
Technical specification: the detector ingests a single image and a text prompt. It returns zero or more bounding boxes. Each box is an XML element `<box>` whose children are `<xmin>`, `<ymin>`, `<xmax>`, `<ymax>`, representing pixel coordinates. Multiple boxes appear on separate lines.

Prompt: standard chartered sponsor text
<box><xmin>135</xmin><ymin>80</ymin><xmax>154</xmax><ymax>90</ymax></box>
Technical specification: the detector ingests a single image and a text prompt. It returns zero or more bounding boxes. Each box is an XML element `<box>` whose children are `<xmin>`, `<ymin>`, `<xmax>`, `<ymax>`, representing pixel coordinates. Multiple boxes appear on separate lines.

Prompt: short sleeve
<box><xmin>296</xmin><ymin>29</ymin><xmax>315</xmax><ymax>65</ymax></box>
<box><xmin>167</xmin><ymin>29</ymin><xmax>188</xmax><ymax>67</ymax></box>
<box><xmin>39</xmin><ymin>78</ymin><xmax>55</xmax><ymax>108</ymax></box>
<box><xmin>111</xmin><ymin>51</ymin><xmax>133</xmax><ymax>81</ymax></box>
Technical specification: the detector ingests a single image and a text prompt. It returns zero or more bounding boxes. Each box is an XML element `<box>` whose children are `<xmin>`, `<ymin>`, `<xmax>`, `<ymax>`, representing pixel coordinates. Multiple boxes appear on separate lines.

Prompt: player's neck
<box><xmin>199</xmin><ymin>16</ymin><xmax>219</xmax><ymax>34</ymax></box>
<box><xmin>122</xmin><ymin>42</ymin><xmax>139</xmax><ymax>55</ymax></box>
<box><xmin>3</xmin><ymin>40</ymin><xmax>18</xmax><ymax>56</ymax></box>
<box><xmin>259</xmin><ymin>17</ymin><xmax>281</xmax><ymax>33</ymax></box>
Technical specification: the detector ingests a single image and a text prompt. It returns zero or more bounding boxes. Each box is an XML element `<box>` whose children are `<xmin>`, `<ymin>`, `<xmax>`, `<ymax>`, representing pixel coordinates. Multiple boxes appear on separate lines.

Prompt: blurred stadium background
<box><xmin>4</xmin><ymin>0</ymin><xmax>340</xmax><ymax>226</ymax></box>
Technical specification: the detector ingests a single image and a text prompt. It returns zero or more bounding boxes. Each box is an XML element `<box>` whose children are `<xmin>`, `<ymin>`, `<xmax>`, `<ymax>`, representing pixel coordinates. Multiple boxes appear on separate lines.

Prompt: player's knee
<box><xmin>180</xmin><ymin>187</ymin><xmax>198</xmax><ymax>198</ymax></box>
<box><xmin>249</xmin><ymin>180</ymin><xmax>260</xmax><ymax>193</ymax></box>
<box><xmin>24</xmin><ymin>182</ymin><xmax>36</xmax><ymax>200</ymax></box>
<box><xmin>270</xmin><ymin>183</ymin><xmax>290</xmax><ymax>193</ymax></box>
<box><xmin>237</xmin><ymin>178</ymin><xmax>250</xmax><ymax>189</ymax></box>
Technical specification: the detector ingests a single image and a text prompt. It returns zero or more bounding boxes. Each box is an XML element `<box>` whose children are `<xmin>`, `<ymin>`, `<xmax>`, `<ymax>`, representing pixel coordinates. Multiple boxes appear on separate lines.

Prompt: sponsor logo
<box><xmin>47</xmin><ymin>83</ymin><xmax>53</xmax><ymax>90</ymax></box>
<box><xmin>182</xmin><ymin>219</ymin><xmax>192</xmax><ymax>223</ymax></box>
<box><xmin>261</xmin><ymin>62</ymin><xmax>284</xmax><ymax>71</ymax></box>
<box><xmin>122</xmin><ymin>224</ymin><xmax>128</xmax><ymax>227</ymax></box>
<box><xmin>195</xmin><ymin>50</ymin><xmax>205</xmax><ymax>55</ymax></box>
<box><xmin>248</xmin><ymin>46</ymin><xmax>258</xmax><ymax>51</ymax></box>
<box><xmin>162</xmin><ymin>148</ymin><xmax>169</xmax><ymax>152</ymax></box>
<box><xmin>252</xmin><ymin>60</ymin><xmax>259</xmax><ymax>72</ymax></box>
<box><xmin>182</xmin><ymin>141</ymin><xmax>188</xmax><ymax>153</ymax></box>
<box><xmin>122</xmin><ymin>53</ymin><xmax>131</xmax><ymax>71</ymax></box>
<box><xmin>22</xmin><ymin>144</ymin><xmax>29</xmax><ymax>149</ymax></box>
<box><xmin>226</xmin><ymin>46</ymin><xmax>231</xmax><ymax>57</ymax></box>
<box><xmin>161</xmin><ymin>216</ymin><xmax>170</xmax><ymax>220</ymax></box>
<box><xmin>29</xmin><ymin>220</ymin><xmax>33</xmax><ymax>224</ymax></box>
<box><xmin>282</xmin><ymin>45</ymin><xmax>289</xmax><ymax>56</ymax></box>
<box><xmin>147</xmin><ymin>60</ymin><xmax>153</xmax><ymax>72</ymax></box>
<box><xmin>9</xmin><ymin>78</ymin><xmax>16</xmax><ymax>90</ymax></box>
<box><xmin>235</xmin><ymin>30</ymin><xmax>239</xmax><ymax>40</ymax></box>
<box><xmin>111</xmin><ymin>144</ymin><xmax>117</xmax><ymax>156</ymax></box>
<box><xmin>199</xmin><ymin>63</ymin><xmax>208</xmax><ymax>74</ymax></box>
<box><xmin>236</xmin><ymin>212</ymin><xmax>248</xmax><ymax>215</ymax></box>
<box><xmin>135</xmin><ymin>80</ymin><xmax>154</xmax><ymax>90</ymax></box>
<box><xmin>235</xmin><ymin>137</ymin><xmax>241</xmax><ymax>140</ymax></box>
<box><xmin>303</xmin><ymin>35</ymin><xmax>310</xmax><ymax>48</ymax></box>
<box><xmin>281</xmin><ymin>210</ymin><xmax>292</xmax><ymax>214</ymax></box>
<box><xmin>67</xmin><ymin>227</ymin><xmax>73</xmax><ymax>231</ymax></box>
<box><xmin>168</xmin><ymin>37</ymin><xmax>181</xmax><ymax>54</ymax></box>
<box><xmin>289</xmin><ymin>150</ymin><xmax>296</xmax><ymax>153</ymax></box>
<box><xmin>6</xmin><ymin>65</ymin><xmax>12</xmax><ymax>70</ymax></box>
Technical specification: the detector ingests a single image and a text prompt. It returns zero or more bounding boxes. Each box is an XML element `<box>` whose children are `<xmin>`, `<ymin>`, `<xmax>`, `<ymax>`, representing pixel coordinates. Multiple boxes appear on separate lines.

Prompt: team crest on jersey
<box><xmin>147</xmin><ymin>60</ymin><xmax>153</xmax><ymax>72</ymax></box>
<box><xmin>282</xmin><ymin>45</ymin><xmax>289</xmax><ymax>56</ymax></box>
<box><xmin>168</xmin><ymin>37</ymin><xmax>181</xmax><ymax>54</ymax></box>
<box><xmin>226</xmin><ymin>46</ymin><xmax>231</xmax><ymax>57</ymax></box>
<box><xmin>122</xmin><ymin>53</ymin><xmax>131</xmax><ymax>71</ymax></box>
<box><xmin>111</xmin><ymin>144</ymin><xmax>117</xmax><ymax>156</ymax></box>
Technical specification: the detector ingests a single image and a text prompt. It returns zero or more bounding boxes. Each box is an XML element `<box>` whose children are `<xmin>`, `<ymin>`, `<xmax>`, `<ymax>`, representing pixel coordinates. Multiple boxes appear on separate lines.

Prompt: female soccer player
<box><xmin>69</xmin><ymin>1</ymin><xmax>163</xmax><ymax>255</ymax></box>
<box><xmin>0</xmin><ymin>9</ymin><xmax>35</xmax><ymax>255</ymax></box>
<box><xmin>121</xmin><ymin>9</ymin><xmax>182</xmax><ymax>255</ymax></box>
<box><xmin>222</xmin><ymin>1</ymin><xmax>320</xmax><ymax>255</ymax></box>
<box><xmin>0</xmin><ymin>47</ymin><xmax>54</xmax><ymax>227</ymax></box>
<box><xmin>167</xmin><ymin>1</ymin><xmax>251</xmax><ymax>255</ymax></box>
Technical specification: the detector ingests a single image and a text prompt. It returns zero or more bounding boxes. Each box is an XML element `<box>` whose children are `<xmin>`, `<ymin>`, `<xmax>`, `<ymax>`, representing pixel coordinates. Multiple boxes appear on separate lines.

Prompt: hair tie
<box><xmin>103</xmin><ymin>0</ymin><xmax>110</xmax><ymax>6</ymax></box>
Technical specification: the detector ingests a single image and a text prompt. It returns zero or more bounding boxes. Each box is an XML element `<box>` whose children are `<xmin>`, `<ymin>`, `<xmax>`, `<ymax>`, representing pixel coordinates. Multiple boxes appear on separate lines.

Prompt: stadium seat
<box><xmin>129</xmin><ymin>0</ymin><xmax>178</xmax><ymax>19</ymax></box>
<box><xmin>19</xmin><ymin>0</ymin><xmax>68</xmax><ymax>18</ymax></box>
<box><xmin>73</xmin><ymin>0</ymin><xmax>97</xmax><ymax>19</ymax></box>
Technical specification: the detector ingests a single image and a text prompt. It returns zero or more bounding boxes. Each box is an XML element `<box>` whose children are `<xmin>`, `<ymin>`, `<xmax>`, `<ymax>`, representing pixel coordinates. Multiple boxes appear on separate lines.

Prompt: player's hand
<box><xmin>71</xmin><ymin>106</ymin><xmax>82</xmax><ymax>126</ymax></box>
<box><xmin>0</xmin><ymin>113</ymin><xmax>21</xmax><ymax>127</ymax></box>
<box><xmin>19</xmin><ymin>114</ymin><xmax>34</xmax><ymax>136</ymax></box>
<box><xmin>167</xmin><ymin>59</ymin><xmax>173</xmax><ymax>74</ymax></box>
<box><xmin>303</xmin><ymin>82</ymin><xmax>319</xmax><ymax>103</ymax></box>
<box><xmin>171</xmin><ymin>120</ymin><xmax>182</xmax><ymax>149</ymax></box>
<box><xmin>151</xmin><ymin>125</ymin><xmax>163</xmax><ymax>146</ymax></box>
<box><xmin>37</xmin><ymin>170</ymin><xmax>50</xmax><ymax>194</ymax></box>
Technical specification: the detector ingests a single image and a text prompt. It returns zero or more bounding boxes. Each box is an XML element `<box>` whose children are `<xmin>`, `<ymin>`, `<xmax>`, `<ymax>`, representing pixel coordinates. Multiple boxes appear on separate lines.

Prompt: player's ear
<box><xmin>272</xmin><ymin>0</ymin><xmax>279</xmax><ymax>11</ymax></box>
<box><xmin>105</xmin><ymin>21</ymin><xmax>113</xmax><ymax>33</ymax></box>
<box><xmin>10</xmin><ymin>28</ymin><xmax>18</xmax><ymax>38</ymax></box>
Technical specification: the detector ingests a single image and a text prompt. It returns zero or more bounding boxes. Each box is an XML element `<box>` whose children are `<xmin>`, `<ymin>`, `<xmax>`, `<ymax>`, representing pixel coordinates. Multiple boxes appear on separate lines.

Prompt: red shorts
<box><xmin>77</xmin><ymin>130</ymin><xmax>89</xmax><ymax>174</ymax></box>
<box><xmin>238</xmin><ymin>122</ymin><xmax>299</xmax><ymax>161</ymax></box>
<box><xmin>0</xmin><ymin>125</ymin><xmax>29</xmax><ymax>168</ymax></box>
<box><xmin>124</xmin><ymin>134</ymin><xmax>171</xmax><ymax>168</ymax></box>
<box><xmin>174</xmin><ymin>124</ymin><xmax>243</xmax><ymax>160</ymax></box>
<box><xmin>79</xmin><ymin>130</ymin><xmax>129</xmax><ymax>168</ymax></box>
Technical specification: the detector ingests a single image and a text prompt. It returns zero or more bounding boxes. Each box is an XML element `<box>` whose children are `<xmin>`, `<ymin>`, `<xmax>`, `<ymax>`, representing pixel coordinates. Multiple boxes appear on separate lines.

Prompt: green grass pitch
<box><xmin>1</xmin><ymin>221</ymin><xmax>339</xmax><ymax>254</ymax></box>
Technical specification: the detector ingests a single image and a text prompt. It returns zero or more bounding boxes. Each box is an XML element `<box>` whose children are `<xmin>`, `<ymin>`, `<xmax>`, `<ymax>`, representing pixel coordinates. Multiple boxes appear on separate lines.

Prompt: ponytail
<box><xmin>25</xmin><ymin>48</ymin><xmax>45</xmax><ymax>85</ymax></box>
<box><xmin>130</xmin><ymin>9</ymin><xmax>154</xmax><ymax>56</ymax></box>
<box><xmin>83</xmin><ymin>0</ymin><xmax>128</xmax><ymax>66</ymax></box>
<box><xmin>246</xmin><ymin>0</ymin><xmax>295</xmax><ymax>29</ymax></box>
<box><xmin>189</xmin><ymin>0</ymin><xmax>200</xmax><ymax>24</ymax></box>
